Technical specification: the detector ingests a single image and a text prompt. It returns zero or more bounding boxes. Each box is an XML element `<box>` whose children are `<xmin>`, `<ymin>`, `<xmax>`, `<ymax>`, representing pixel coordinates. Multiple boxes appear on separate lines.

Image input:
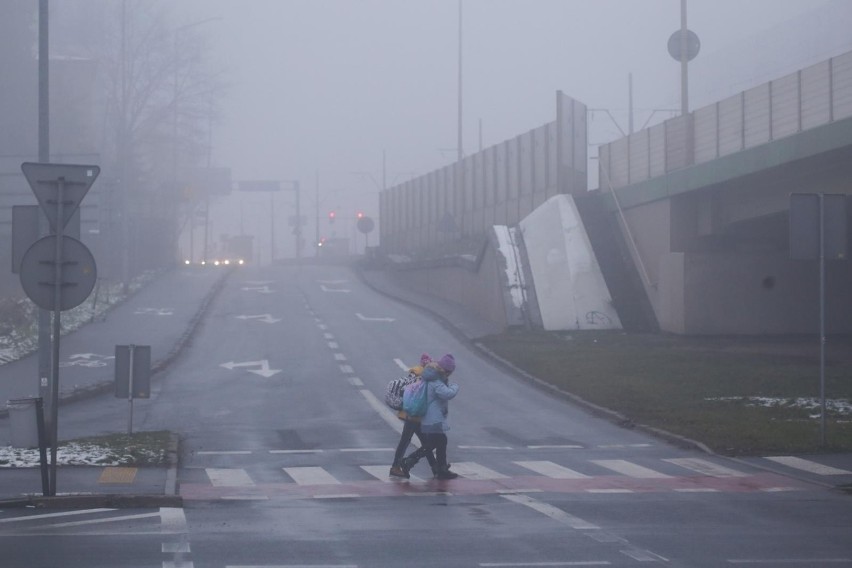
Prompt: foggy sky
<box><xmin>171</xmin><ymin>0</ymin><xmax>851</xmax><ymax>255</ymax></box>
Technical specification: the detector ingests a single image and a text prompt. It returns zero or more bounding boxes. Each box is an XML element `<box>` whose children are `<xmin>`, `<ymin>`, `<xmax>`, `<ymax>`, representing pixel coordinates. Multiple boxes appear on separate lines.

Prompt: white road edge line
<box><xmin>500</xmin><ymin>494</ymin><xmax>599</xmax><ymax>530</ymax></box>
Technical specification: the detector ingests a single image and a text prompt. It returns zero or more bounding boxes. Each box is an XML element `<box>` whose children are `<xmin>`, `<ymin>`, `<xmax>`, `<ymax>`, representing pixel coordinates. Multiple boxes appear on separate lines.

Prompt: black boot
<box><xmin>435</xmin><ymin>466</ymin><xmax>458</xmax><ymax>480</ymax></box>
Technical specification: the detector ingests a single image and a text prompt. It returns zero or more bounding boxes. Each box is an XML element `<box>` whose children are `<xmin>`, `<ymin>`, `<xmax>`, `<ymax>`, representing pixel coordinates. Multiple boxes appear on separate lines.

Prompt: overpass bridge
<box><xmin>597</xmin><ymin>49</ymin><xmax>852</xmax><ymax>334</ymax></box>
<box><xmin>377</xmin><ymin>50</ymin><xmax>852</xmax><ymax>336</ymax></box>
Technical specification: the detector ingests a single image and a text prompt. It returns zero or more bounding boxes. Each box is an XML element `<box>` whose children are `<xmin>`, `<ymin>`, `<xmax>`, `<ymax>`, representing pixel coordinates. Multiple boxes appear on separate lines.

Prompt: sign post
<box><xmin>790</xmin><ymin>193</ymin><xmax>847</xmax><ymax>446</ymax></box>
<box><xmin>20</xmin><ymin>162</ymin><xmax>100</xmax><ymax>496</ymax></box>
<box><xmin>115</xmin><ymin>345</ymin><xmax>152</xmax><ymax>435</ymax></box>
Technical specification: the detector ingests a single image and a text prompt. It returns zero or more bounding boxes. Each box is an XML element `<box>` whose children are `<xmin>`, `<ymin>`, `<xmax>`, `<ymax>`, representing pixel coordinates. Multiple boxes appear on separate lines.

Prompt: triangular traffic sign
<box><xmin>21</xmin><ymin>162</ymin><xmax>100</xmax><ymax>234</ymax></box>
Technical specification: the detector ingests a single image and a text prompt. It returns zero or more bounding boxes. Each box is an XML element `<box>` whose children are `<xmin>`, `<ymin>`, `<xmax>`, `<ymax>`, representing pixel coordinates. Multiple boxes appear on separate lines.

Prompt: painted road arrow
<box><xmin>356</xmin><ymin>313</ymin><xmax>395</xmax><ymax>322</ymax></box>
<box><xmin>220</xmin><ymin>360</ymin><xmax>282</xmax><ymax>378</ymax></box>
<box><xmin>235</xmin><ymin>314</ymin><xmax>282</xmax><ymax>324</ymax></box>
<box><xmin>241</xmin><ymin>285</ymin><xmax>274</xmax><ymax>294</ymax></box>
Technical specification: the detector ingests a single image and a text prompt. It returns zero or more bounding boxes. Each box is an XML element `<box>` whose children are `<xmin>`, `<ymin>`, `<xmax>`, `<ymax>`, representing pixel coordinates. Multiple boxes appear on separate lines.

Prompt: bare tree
<box><xmin>54</xmin><ymin>0</ymin><xmax>227</xmax><ymax>280</ymax></box>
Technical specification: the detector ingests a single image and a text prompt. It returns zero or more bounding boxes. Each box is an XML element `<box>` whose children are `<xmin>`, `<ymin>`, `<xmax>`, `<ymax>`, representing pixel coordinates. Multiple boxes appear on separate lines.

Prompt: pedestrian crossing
<box><xmin>176</xmin><ymin>454</ymin><xmax>837</xmax><ymax>501</ymax></box>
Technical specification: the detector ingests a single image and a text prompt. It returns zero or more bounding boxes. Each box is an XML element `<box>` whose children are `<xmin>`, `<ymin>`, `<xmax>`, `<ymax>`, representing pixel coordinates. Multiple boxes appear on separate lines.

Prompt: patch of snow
<box><xmin>706</xmin><ymin>396</ymin><xmax>852</xmax><ymax>417</ymax></box>
<box><xmin>0</xmin><ymin>442</ymin><xmax>163</xmax><ymax>468</ymax></box>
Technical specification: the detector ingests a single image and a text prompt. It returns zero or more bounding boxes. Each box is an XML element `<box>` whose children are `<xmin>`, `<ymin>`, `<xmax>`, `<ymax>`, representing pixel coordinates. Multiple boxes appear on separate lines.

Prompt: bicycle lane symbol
<box><xmin>58</xmin><ymin>353</ymin><xmax>116</xmax><ymax>368</ymax></box>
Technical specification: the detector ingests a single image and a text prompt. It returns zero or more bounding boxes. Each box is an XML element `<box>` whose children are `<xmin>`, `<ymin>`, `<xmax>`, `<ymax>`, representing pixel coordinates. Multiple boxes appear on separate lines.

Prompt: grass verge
<box><xmin>479</xmin><ymin>330</ymin><xmax>852</xmax><ymax>456</ymax></box>
<box><xmin>0</xmin><ymin>430</ymin><xmax>173</xmax><ymax>467</ymax></box>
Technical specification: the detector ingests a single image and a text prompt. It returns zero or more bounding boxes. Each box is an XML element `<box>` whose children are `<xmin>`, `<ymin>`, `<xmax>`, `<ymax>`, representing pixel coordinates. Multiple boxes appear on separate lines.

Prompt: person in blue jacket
<box><xmin>399</xmin><ymin>353</ymin><xmax>459</xmax><ymax>480</ymax></box>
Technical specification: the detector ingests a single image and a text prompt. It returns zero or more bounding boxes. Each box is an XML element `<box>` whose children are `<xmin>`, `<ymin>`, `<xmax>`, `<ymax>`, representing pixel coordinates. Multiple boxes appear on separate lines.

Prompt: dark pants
<box><xmin>405</xmin><ymin>432</ymin><xmax>448</xmax><ymax>472</ymax></box>
<box><xmin>393</xmin><ymin>419</ymin><xmax>436</xmax><ymax>468</ymax></box>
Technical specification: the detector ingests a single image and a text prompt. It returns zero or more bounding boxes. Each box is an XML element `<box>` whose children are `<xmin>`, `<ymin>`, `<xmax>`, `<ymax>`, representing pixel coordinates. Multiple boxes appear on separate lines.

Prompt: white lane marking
<box><xmin>339</xmin><ymin>364</ymin><xmax>354</xmax><ymax>374</ymax></box>
<box><xmin>44</xmin><ymin>512</ymin><xmax>160</xmax><ymax>528</ymax></box>
<box><xmin>480</xmin><ymin>563</ymin><xmax>611</xmax><ymax>567</ymax></box>
<box><xmin>0</xmin><ymin>508</ymin><xmax>115</xmax><ymax>524</ymax></box>
<box><xmin>393</xmin><ymin>358</ymin><xmax>409</xmax><ymax>371</ymax></box>
<box><xmin>501</xmin><ymin>494</ymin><xmax>599</xmax><ymax>529</ymax></box>
<box><xmin>328</xmin><ymin>342</ymin><xmax>339</xmax><ymax>349</ymax></box>
<box><xmin>586</xmin><ymin>489</ymin><xmax>634</xmax><ymax>494</ymax></box>
<box><xmin>764</xmin><ymin>456</ymin><xmax>852</xmax><ymax>475</ymax></box>
<box><xmin>334</xmin><ymin>353</ymin><xmax>347</xmax><ymax>361</ymax></box>
<box><xmin>592</xmin><ymin>460</ymin><xmax>672</xmax><ymax>478</ymax></box>
<box><xmin>320</xmin><ymin>284</ymin><xmax>350</xmax><ymax>293</ymax></box>
<box><xmin>196</xmin><ymin>451</ymin><xmax>252</xmax><ymax>455</ymax></box>
<box><xmin>728</xmin><ymin>560</ymin><xmax>852</xmax><ymax>564</ymax></box>
<box><xmin>675</xmin><ymin>488</ymin><xmax>720</xmax><ymax>493</ymax></box>
<box><xmin>452</xmin><ymin>462</ymin><xmax>508</xmax><ymax>480</ymax></box>
<box><xmin>528</xmin><ymin>445</ymin><xmax>583</xmax><ymax>450</ymax></box>
<box><xmin>160</xmin><ymin>507</ymin><xmax>187</xmax><ymax>532</ymax></box>
<box><xmin>664</xmin><ymin>458</ymin><xmax>748</xmax><ymax>478</ymax></box>
<box><xmin>318</xmin><ymin>324</ymin><xmax>327</xmax><ymax>330</ymax></box>
<box><xmin>284</xmin><ymin>466</ymin><xmax>341</xmax><ymax>485</ymax></box>
<box><xmin>459</xmin><ymin>445</ymin><xmax>513</xmax><ymax>450</ymax></box>
<box><xmin>317</xmin><ymin>279</ymin><xmax>349</xmax><ymax>284</ymax></box>
<box><xmin>761</xmin><ymin>487</ymin><xmax>797</xmax><ymax>492</ymax></box>
<box><xmin>313</xmin><ymin>494</ymin><xmax>360</xmax><ymax>499</ymax></box>
<box><xmin>206</xmin><ymin>468</ymin><xmax>255</xmax><ymax>487</ymax></box>
<box><xmin>359</xmin><ymin>388</ymin><xmax>405</xmax><ymax>435</ymax></box>
<box><xmin>228</xmin><ymin>565</ymin><xmax>357</xmax><ymax>568</ymax></box>
<box><xmin>621</xmin><ymin>549</ymin><xmax>669</xmax><ymax>562</ymax></box>
<box><xmin>162</xmin><ymin>543</ymin><xmax>191</xmax><ymax>553</ymax></box>
<box><xmin>323</xmin><ymin>333</ymin><xmax>335</xmax><ymax>339</ymax></box>
<box><xmin>514</xmin><ymin>461</ymin><xmax>591</xmax><ymax>479</ymax></box>
<box><xmin>221</xmin><ymin>495</ymin><xmax>269</xmax><ymax>501</ymax></box>
<box><xmin>349</xmin><ymin>377</ymin><xmax>364</xmax><ymax>386</ymax></box>
<box><xmin>269</xmin><ymin>449</ymin><xmax>323</xmax><ymax>454</ymax></box>
<box><xmin>355</xmin><ymin>313</ymin><xmax>394</xmax><ymax>322</ymax></box>
<box><xmin>341</xmin><ymin>448</ymin><xmax>394</xmax><ymax>453</ymax></box>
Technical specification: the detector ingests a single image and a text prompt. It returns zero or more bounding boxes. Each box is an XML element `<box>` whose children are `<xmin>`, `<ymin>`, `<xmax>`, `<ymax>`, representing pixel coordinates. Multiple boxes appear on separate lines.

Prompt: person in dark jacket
<box><xmin>399</xmin><ymin>353</ymin><xmax>459</xmax><ymax>480</ymax></box>
<box><xmin>389</xmin><ymin>354</ymin><xmax>438</xmax><ymax>478</ymax></box>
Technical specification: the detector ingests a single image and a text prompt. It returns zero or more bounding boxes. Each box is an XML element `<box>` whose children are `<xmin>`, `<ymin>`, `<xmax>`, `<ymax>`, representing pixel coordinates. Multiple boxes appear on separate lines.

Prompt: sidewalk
<box><xmin>0</xmin><ymin>267</ymin><xmax>228</xmax><ymax>507</ymax></box>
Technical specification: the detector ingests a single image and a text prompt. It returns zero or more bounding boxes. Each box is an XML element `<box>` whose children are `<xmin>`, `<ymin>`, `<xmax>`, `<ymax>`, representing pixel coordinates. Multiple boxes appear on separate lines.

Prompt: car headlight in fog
<box><xmin>184</xmin><ymin>259</ymin><xmax>191</xmax><ymax>265</ymax></box>
<box><xmin>238</xmin><ymin>259</ymin><xmax>245</xmax><ymax>265</ymax></box>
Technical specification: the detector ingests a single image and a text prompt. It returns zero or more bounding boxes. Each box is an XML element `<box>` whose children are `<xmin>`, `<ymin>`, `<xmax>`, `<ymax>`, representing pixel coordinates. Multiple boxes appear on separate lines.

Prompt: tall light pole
<box><xmin>457</xmin><ymin>0</ymin><xmax>464</xmax><ymax>161</ymax></box>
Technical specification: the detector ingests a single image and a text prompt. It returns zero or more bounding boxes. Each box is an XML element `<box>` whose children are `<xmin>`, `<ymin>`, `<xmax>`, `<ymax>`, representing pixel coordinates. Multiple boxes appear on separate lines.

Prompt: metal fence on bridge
<box><xmin>379</xmin><ymin>92</ymin><xmax>588</xmax><ymax>254</ymax></box>
<box><xmin>599</xmin><ymin>50</ymin><xmax>852</xmax><ymax>191</ymax></box>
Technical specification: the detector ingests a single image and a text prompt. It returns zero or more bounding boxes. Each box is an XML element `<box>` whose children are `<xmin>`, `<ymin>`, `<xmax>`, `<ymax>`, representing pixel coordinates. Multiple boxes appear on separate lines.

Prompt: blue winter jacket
<box><xmin>420</xmin><ymin>365</ymin><xmax>459</xmax><ymax>433</ymax></box>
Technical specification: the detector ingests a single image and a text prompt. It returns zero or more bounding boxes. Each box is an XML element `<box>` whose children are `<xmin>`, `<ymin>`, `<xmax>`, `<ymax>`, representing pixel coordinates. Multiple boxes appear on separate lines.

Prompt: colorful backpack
<box><xmin>384</xmin><ymin>373</ymin><xmax>417</xmax><ymax>410</ymax></box>
<box><xmin>402</xmin><ymin>379</ymin><xmax>429</xmax><ymax>418</ymax></box>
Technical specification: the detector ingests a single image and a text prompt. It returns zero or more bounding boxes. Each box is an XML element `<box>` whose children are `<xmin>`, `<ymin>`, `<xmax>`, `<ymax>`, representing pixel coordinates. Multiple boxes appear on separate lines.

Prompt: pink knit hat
<box><xmin>437</xmin><ymin>353</ymin><xmax>455</xmax><ymax>374</ymax></box>
<box><xmin>420</xmin><ymin>353</ymin><xmax>432</xmax><ymax>366</ymax></box>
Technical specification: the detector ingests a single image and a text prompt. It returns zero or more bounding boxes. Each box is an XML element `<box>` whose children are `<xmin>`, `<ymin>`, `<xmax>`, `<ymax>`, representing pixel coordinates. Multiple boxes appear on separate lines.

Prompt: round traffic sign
<box><xmin>667</xmin><ymin>29</ymin><xmax>700</xmax><ymax>62</ymax></box>
<box><xmin>19</xmin><ymin>235</ymin><xmax>97</xmax><ymax>311</ymax></box>
<box><xmin>357</xmin><ymin>216</ymin><xmax>375</xmax><ymax>234</ymax></box>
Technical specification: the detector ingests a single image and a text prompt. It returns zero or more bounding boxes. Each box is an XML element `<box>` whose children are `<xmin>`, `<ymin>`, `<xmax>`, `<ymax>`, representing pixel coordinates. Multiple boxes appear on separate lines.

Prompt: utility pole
<box><xmin>37</xmin><ymin>0</ymin><xmax>51</xmax><ymax>421</ymax></box>
<box><xmin>680</xmin><ymin>0</ymin><xmax>689</xmax><ymax>116</ymax></box>
<box><xmin>457</xmin><ymin>0</ymin><xmax>463</xmax><ymax>161</ymax></box>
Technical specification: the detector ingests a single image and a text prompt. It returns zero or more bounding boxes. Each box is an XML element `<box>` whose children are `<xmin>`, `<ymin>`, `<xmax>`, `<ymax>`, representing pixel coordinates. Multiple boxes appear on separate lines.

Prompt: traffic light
<box><xmin>356</xmin><ymin>211</ymin><xmax>364</xmax><ymax>219</ymax></box>
<box><xmin>328</xmin><ymin>211</ymin><xmax>336</xmax><ymax>223</ymax></box>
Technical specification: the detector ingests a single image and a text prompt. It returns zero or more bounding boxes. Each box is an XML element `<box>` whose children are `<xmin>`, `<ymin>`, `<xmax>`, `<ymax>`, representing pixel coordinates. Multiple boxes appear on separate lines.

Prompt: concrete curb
<box><xmin>0</xmin><ymin>494</ymin><xmax>183</xmax><ymax>509</ymax></box>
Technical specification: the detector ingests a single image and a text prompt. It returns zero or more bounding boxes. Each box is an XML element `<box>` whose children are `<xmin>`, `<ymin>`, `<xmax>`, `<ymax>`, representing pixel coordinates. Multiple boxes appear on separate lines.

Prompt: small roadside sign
<box><xmin>21</xmin><ymin>162</ymin><xmax>100</xmax><ymax>234</ymax></box>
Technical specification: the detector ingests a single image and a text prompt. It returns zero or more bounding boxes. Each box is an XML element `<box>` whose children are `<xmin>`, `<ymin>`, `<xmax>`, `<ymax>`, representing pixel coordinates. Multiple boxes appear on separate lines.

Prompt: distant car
<box><xmin>182</xmin><ymin>258</ymin><xmax>245</xmax><ymax>267</ymax></box>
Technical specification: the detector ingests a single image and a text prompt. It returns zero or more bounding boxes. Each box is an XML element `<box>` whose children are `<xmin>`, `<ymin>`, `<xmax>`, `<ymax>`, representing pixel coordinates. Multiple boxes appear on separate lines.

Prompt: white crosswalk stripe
<box><xmin>284</xmin><ymin>466</ymin><xmax>341</xmax><ymax>485</ymax></box>
<box><xmin>764</xmin><ymin>456</ymin><xmax>852</xmax><ymax>475</ymax></box>
<box><xmin>452</xmin><ymin>462</ymin><xmax>509</xmax><ymax>480</ymax></box>
<box><xmin>664</xmin><ymin>458</ymin><xmax>748</xmax><ymax>477</ymax></box>
<box><xmin>193</xmin><ymin>455</ymin><xmax>831</xmax><ymax>490</ymax></box>
<box><xmin>591</xmin><ymin>459</ymin><xmax>672</xmax><ymax>478</ymax></box>
<box><xmin>514</xmin><ymin>460</ymin><xmax>591</xmax><ymax>479</ymax></box>
<box><xmin>206</xmin><ymin>468</ymin><xmax>255</xmax><ymax>487</ymax></box>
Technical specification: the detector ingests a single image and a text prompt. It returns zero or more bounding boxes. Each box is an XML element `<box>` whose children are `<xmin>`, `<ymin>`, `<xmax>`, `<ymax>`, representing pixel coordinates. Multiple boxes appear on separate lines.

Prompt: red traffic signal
<box><xmin>356</xmin><ymin>211</ymin><xmax>364</xmax><ymax>219</ymax></box>
<box><xmin>328</xmin><ymin>211</ymin><xmax>336</xmax><ymax>223</ymax></box>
